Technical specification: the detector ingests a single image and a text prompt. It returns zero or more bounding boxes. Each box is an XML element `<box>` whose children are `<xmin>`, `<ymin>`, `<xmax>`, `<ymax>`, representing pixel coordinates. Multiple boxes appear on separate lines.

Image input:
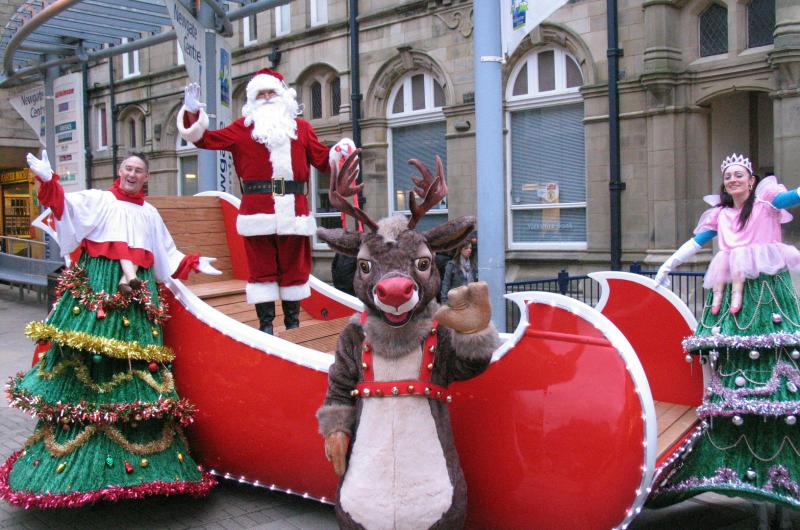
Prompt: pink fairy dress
<box><xmin>696</xmin><ymin>176</ymin><xmax>800</xmax><ymax>289</ymax></box>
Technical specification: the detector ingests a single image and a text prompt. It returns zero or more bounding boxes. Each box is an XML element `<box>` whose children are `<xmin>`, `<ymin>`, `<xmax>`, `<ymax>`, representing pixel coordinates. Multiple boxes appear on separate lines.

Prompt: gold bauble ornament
<box><xmin>72</xmin><ymin>306</ymin><xmax>81</xmax><ymax>315</ymax></box>
<box><xmin>151</xmin><ymin>328</ymin><xmax>159</xmax><ymax>337</ymax></box>
<box><xmin>176</xmin><ymin>452</ymin><xmax>184</xmax><ymax>463</ymax></box>
<box><xmin>122</xmin><ymin>317</ymin><xmax>130</xmax><ymax>327</ymax></box>
<box><xmin>56</xmin><ymin>462</ymin><xmax>66</xmax><ymax>474</ymax></box>
<box><xmin>139</xmin><ymin>458</ymin><xmax>149</xmax><ymax>468</ymax></box>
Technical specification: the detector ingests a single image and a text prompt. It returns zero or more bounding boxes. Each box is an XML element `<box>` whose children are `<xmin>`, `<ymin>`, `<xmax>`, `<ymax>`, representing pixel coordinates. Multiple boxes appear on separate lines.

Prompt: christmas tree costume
<box><xmin>649</xmin><ymin>173</ymin><xmax>800</xmax><ymax>509</ymax></box>
<box><xmin>0</xmin><ymin>160</ymin><xmax>217</xmax><ymax>508</ymax></box>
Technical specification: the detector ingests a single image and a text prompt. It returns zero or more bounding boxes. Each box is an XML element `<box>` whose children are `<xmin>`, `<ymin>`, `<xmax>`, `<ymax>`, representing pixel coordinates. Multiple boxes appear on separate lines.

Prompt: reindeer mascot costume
<box><xmin>316</xmin><ymin>152</ymin><xmax>501</xmax><ymax>529</ymax></box>
<box><xmin>177</xmin><ymin>69</ymin><xmax>355</xmax><ymax>334</ymax></box>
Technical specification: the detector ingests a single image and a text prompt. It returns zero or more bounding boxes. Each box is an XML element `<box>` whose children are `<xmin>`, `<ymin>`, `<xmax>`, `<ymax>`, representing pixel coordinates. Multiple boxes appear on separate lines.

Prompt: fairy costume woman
<box><xmin>0</xmin><ymin>151</ymin><xmax>220</xmax><ymax>508</ymax></box>
<box><xmin>649</xmin><ymin>154</ymin><xmax>800</xmax><ymax>509</ymax></box>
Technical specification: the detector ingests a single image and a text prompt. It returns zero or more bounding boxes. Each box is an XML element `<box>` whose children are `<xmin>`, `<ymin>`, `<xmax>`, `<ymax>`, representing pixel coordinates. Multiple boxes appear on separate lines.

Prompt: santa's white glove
<box><xmin>183</xmin><ymin>83</ymin><xmax>205</xmax><ymax>113</ymax></box>
<box><xmin>655</xmin><ymin>239</ymin><xmax>701</xmax><ymax>287</ymax></box>
<box><xmin>197</xmin><ymin>256</ymin><xmax>222</xmax><ymax>276</ymax></box>
<box><xmin>329</xmin><ymin>138</ymin><xmax>357</xmax><ymax>171</ymax></box>
<box><xmin>27</xmin><ymin>150</ymin><xmax>53</xmax><ymax>182</ymax></box>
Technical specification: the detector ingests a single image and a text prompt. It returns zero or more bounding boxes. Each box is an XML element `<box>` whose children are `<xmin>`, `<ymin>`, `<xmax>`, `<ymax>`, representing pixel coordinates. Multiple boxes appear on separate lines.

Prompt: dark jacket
<box><xmin>440</xmin><ymin>258</ymin><xmax>478</xmax><ymax>302</ymax></box>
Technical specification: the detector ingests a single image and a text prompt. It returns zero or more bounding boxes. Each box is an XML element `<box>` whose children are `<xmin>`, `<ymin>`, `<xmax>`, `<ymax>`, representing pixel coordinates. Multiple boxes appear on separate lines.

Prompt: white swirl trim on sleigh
<box><xmin>654</xmin><ymin>466</ymin><xmax>800</xmax><ymax>507</ymax></box>
<box><xmin>683</xmin><ymin>332</ymin><xmax>800</xmax><ymax>352</ymax></box>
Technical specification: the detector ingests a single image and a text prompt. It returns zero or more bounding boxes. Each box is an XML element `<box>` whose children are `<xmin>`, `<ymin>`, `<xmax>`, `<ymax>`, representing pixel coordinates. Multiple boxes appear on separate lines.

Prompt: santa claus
<box><xmin>177</xmin><ymin>69</ymin><xmax>355</xmax><ymax>334</ymax></box>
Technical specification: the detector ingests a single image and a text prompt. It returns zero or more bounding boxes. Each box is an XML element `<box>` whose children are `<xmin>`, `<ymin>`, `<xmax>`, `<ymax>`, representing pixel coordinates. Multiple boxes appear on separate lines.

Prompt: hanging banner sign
<box><xmin>9</xmin><ymin>83</ymin><xmax>46</xmax><ymax>146</ymax></box>
<box><xmin>52</xmin><ymin>72</ymin><xmax>85</xmax><ymax>191</ymax></box>
<box><xmin>216</xmin><ymin>42</ymin><xmax>233</xmax><ymax>193</ymax></box>
<box><xmin>165</xmin><ymin>0</ymin><xmax>202</xmax><ymax>85</ymax></box>
<box><xmin>501</xmin><ymin>0</ymin><xmax>570</xmax><ymax>57</ymax></box>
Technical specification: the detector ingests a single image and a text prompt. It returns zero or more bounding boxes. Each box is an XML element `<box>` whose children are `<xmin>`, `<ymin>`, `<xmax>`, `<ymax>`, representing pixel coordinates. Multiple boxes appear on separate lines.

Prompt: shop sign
<box><xmin>0</xmin><ymin>169</ymin><xmax>32</xmax><ymax>185</ymax></box>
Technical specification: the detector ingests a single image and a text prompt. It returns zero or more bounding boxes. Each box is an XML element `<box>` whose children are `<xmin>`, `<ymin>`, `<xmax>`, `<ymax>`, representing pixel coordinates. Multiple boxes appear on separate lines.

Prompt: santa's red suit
<box><xmin>176</xmin><ymin>69</ymin><xmax>347</xmax><ymax>306</ymax></box>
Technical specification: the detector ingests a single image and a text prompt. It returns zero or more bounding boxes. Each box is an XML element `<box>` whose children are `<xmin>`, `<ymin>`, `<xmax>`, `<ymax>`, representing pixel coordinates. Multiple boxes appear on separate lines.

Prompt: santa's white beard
<box><xmin>243</xmin><ymin>99</ymin><xmax>298</xmax><ymax>149</ymax></box>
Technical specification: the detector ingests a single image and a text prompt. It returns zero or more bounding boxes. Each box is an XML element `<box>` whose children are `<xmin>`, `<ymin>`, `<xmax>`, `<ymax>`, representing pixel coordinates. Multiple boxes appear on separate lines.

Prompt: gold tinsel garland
<box><xmin>26</xmin><ymin>321</ymin><xmax>174</xmax><ymax>363</ymax></box>
<box><xmin>27</xmin><ymin>422</ymin><xmax>187</xmax><ymax>458</ymax></box>
<box><xmin>36</xmin><ymin>352</ymin><xmax>175</xmax><ymax>394</ymax></box>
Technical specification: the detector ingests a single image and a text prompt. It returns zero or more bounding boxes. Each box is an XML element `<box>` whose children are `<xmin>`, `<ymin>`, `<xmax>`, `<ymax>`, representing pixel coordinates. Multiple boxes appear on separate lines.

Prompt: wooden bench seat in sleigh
<box><xmin>34</xmin><ymin>192</ymin><xmax>707</xmax><ymax>530</ymax></box>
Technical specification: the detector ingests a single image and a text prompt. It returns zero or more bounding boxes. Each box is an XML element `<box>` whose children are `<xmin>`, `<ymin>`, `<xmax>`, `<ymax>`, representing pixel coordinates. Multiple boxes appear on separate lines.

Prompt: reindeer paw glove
<box><xmin>434</xmin><ymin>281</ymin><xmax>492</xmax><ymax>334</ymax></box>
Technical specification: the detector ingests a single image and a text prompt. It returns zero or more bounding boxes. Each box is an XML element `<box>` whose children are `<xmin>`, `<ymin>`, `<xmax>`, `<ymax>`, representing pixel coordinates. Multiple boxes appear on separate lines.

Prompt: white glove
<box><xmin>655</xmin><ymin>239</ymin><xmax>701</xmax><ymax>287</ymax></box>
<box><xmin>27</xmin><ymin>150</ymin><xmax>53</xmax><ymax>182</ymax></box>
<box><xmin>197</xmin><ymin>256</ymin><xmax>222</xmax><ymax>276</ymax></box>
<box><xmin>329</xmin><ymin>138</ymin><xmax>357</xmax><ymax>171</ymax></box>
<box><xmin>183</xmin><ymin>83</ymin><xmax>205</xmax><ymax>113</ymax></box>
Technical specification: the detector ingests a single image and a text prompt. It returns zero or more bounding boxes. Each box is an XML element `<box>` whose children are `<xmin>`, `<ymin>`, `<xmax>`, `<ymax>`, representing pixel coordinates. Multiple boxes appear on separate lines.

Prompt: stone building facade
<box><xmin>1</xmin><ymin>0</ymin><xmax>798</xmax><ymax>281</ymax></box>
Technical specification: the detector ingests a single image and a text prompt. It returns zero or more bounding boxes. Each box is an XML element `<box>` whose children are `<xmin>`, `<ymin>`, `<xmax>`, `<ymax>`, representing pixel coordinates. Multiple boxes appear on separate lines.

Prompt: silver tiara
<box><xmin>720</xmin><ymin>153</ymin><xmax>753</xmax><ymax>174</ymax></box>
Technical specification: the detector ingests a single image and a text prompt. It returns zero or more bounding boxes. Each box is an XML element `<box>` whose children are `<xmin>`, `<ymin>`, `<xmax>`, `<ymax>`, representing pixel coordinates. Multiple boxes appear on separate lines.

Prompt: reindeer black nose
<box><xmin>376</xmin><ymin>277</ymin><xmax>415</xmax><ymax>308</ymax></box>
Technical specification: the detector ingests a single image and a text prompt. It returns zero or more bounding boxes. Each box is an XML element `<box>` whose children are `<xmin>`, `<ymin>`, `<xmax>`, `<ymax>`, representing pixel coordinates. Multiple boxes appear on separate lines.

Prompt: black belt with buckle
<box><xmin>241</xmin><ymin>178</ymin><xmax>306</xmax><ymax>196</ymax></box>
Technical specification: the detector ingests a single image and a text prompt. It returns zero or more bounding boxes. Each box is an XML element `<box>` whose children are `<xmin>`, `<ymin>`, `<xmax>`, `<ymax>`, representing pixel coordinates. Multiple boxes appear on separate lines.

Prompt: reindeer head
<box><xmin>318</xmin><ymin>150</ymin><xmax>474</xmax><ymax>327</ymax></box>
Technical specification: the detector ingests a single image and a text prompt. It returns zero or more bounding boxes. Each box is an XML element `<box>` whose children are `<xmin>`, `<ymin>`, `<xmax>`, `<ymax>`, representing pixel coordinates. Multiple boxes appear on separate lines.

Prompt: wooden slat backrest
<box><xmin>148</xmin><ymin>196</ymin><xmax>233</xmax><ymax>285</ymax></box>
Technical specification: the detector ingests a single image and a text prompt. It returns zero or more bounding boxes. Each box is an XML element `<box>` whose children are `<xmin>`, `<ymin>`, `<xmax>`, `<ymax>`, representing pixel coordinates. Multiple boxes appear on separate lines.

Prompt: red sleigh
<box><xmin>34</xmin><ymin>193</ymin><xmax>706</xmax><ymax>529</ymax></box>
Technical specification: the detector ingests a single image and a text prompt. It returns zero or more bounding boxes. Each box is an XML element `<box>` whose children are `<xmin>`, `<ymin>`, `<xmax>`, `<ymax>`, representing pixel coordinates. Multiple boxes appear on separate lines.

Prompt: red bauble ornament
<box><xmin>96</xmin><ymin>307</ymin><xmax>106</xmax><ymax>320</ymax></box>
<box><xmin>124</xmin><ymin>461</ymin><xmax>134</xmax><ymax>474</ymax></box>
<box><xmin>148</xmin><ymin>362</ymin><xmax>158</xmax><ymax>373</ymax></box>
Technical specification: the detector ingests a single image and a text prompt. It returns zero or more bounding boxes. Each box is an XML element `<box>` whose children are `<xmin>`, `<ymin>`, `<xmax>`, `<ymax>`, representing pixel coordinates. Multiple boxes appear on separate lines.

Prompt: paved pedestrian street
<box><xmin>0</xmin><ymin>286</ymin><xmax>798</xmax><ymax>529</ymax></box>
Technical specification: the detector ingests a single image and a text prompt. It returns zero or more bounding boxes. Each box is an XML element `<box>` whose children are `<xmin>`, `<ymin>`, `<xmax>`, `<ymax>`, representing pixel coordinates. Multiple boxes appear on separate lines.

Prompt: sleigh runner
<box><xmin>32</xmin><ymin>191</ymin><xmax>703</xmax><ymax>529</ymax></box>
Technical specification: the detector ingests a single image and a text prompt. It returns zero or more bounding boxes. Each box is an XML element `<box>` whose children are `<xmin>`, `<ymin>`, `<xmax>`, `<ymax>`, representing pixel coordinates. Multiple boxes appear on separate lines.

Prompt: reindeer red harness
<box><xmin>351</xmin><ymin>312</ymin><xmax>453</xmax><ymax>404</ymax></box>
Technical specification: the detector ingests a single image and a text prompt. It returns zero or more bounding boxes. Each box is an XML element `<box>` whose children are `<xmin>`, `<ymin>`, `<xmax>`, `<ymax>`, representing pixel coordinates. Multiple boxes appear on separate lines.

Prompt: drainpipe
<box><xmin>109</xmin><ymin>57</ymin><xmax>118</xmax><ymax>173</ymax></box>
<box><xmin>82</xmin><ymin>61</ymin><xmax>93</xmax><ymax>189</ymax></box>
<box><xmin>607</xmin><ymin>0</ymin><xmax>624</xmax><ymax>270</ymax></box>
<box><xmin>348</xmin><ymin>0</ymin><xmax>362</xmax><ymax>151</ymax></box>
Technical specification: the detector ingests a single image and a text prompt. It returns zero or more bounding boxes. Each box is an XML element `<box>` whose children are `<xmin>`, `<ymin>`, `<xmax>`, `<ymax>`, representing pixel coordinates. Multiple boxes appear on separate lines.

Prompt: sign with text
<box><xmin>166</xmin><ymin>0</ymin><xmax>202</xmax><ymax>85</ymax></box>
<box><xmin>215</xmin><ymin>43</ymin><xmax>233</xmax><ymax>192</ymax></box>
<box><xmin>501</xmin><ymin>0</ymin><xmax>570</xmax><ymax>57</ymax></box>
<box><xmin>53</xmin><ymin>72</ymin><xmax>85</xmax><ymax>191</ymax></box>
<box><xmin>9</xmin><ymin>83</ymin><xmax>46</xmax><ymax>146</ymax></box>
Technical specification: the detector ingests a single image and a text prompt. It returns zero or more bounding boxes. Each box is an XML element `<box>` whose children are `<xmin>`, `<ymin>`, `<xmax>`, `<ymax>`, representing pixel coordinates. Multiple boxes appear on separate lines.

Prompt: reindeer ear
<box><xmin>422</xmin><ymin>215</ymin><xmax>475</xmax><ymax>252</ymax></box>
<box><xmin>317</xmin><ymin>228</ymin><xmax>362</xmax><ymax>257</ymax></box>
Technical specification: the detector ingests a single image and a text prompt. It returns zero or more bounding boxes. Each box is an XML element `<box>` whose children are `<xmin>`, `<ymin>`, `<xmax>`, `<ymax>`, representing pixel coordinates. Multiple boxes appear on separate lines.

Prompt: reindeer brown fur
<box><xmin>316</xmin><ymin>150</ymin><xmax>500</xmax><ymax>529</ymax></box>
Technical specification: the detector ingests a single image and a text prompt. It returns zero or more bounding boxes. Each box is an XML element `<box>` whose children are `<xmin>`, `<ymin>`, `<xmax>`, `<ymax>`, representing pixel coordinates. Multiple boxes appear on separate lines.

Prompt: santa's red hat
<box><xmin>246</xmin><ymin>68</ymin><xmax>286</xmax><ymax>102</ymax></box>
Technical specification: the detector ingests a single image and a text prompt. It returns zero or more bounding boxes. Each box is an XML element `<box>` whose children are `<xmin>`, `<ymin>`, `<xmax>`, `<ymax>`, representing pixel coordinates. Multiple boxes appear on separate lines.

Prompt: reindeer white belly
<box><xmin>340</xmin><ymin>347</ymin><xmax>453</xmax><ymax>530</ymax></box>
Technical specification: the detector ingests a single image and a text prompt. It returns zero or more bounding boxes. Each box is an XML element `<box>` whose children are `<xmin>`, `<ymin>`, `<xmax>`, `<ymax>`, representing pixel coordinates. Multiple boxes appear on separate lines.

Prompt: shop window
<box><xmin>747</xmin><ymin>0</ymin><xmax>775</xmax><ymax>48</ymax></box>
<box><xmin>310</xmin><ymin>167</ymin><xmax>344</xmax><ymax>249</ymax></box>
<box><xmin>506</xmin><ymin>48</ymin><xmax>586</xmax><ymax>249</ymax></box>
<box><xmin>176</xmin><ymin>135</ymin><xmax>197</xmax><ymax>196</ymax></box>
<box><xmin>699</xmin><ymin>4</ymin><xmax>728</xmax><ymax>57</ymax></box>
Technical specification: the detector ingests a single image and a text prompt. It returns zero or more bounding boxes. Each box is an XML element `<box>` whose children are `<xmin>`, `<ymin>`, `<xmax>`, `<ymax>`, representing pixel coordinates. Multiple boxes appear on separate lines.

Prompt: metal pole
<box><xmin>82</xmin><ymin>61</ymin><xmax>93</xmax><ymax>189</ymax></box>
<box><xmin>348</xmin><ymin>0</ymin><xmax>361</xmax><ymax>149</ymax></box>
<box><xmin>109</xmin><ymin>58</ymin><xmax>118</xmax><ymax>173</ymax></box>
<box><xmin>473</xmin><ymin>0</ymin><xmax>506</xmax><ymax>332</ymax></box>
<box><xmin>43</xmin><ymin>54</ymin><xmax>59</xmax><ymax>259</ymax></box>
<box><xmin>198</xmin><ymin>0</ymin><xmax>218</xmax><ymax>192</ymax></box>
<box><xmin>607</xmin><ymin>0</ymin><xmax>624</xmax><ymax>270</ymax></box>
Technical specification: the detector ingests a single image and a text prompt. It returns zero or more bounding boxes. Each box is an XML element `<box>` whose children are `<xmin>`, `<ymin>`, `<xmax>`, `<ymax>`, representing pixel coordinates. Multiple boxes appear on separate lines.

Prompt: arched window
<box><xmin>331</xmin><ymin>77</ymin><xmax>341</xmax><ymax>116</ymax></box>
<box><xmin>506</xmin><ymin>48</ymin><xmax>586</xmax><ymax>250</ymax></box>
<box><xmin>699</xmin><ymin>4</ymin><xmax>728</xmax><ymax>57</ymax></box>
<box><xmin>387</xmin><ymin>72</ymin><xmax>447</xmax><ymax>231</ymax></box>
<box><xmin>176</xmin><ymin>134</ymin><xmax>197</xmax><ymax>196</ymax></box>
<box><xmin>310</xmin><ymin>81</ymin><xmax>323</xmax><ymax>119</ymax></box>
<box><xmin>747</xmin><ymin>0</ymin><xmax>775</xmax><ymax>49</ymax></box>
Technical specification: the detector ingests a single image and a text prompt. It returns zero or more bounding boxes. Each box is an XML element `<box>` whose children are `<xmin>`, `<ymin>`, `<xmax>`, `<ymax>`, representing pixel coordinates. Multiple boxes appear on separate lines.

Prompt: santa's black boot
<box><xmin>255</xmin><ymin>302</ymin><xmax>276</xmax><ymax>334</ymax></box>
<box><xmin>282</xmin><ymin>300</ymin><xmax>301</xmax><ymax>330</ymax></box>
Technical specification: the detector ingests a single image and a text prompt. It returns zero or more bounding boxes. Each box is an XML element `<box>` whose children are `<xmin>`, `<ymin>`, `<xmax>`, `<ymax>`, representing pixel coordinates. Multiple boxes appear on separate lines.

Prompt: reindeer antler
<box><xmin>406</xmin><ymin>155</ymin><xmax>447</xmax><ymax>230</ymax></box>
<box><xmin>329</xmin><ymin>148</ymin><xmax>379</xmax><ymax>232</ymax></box>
